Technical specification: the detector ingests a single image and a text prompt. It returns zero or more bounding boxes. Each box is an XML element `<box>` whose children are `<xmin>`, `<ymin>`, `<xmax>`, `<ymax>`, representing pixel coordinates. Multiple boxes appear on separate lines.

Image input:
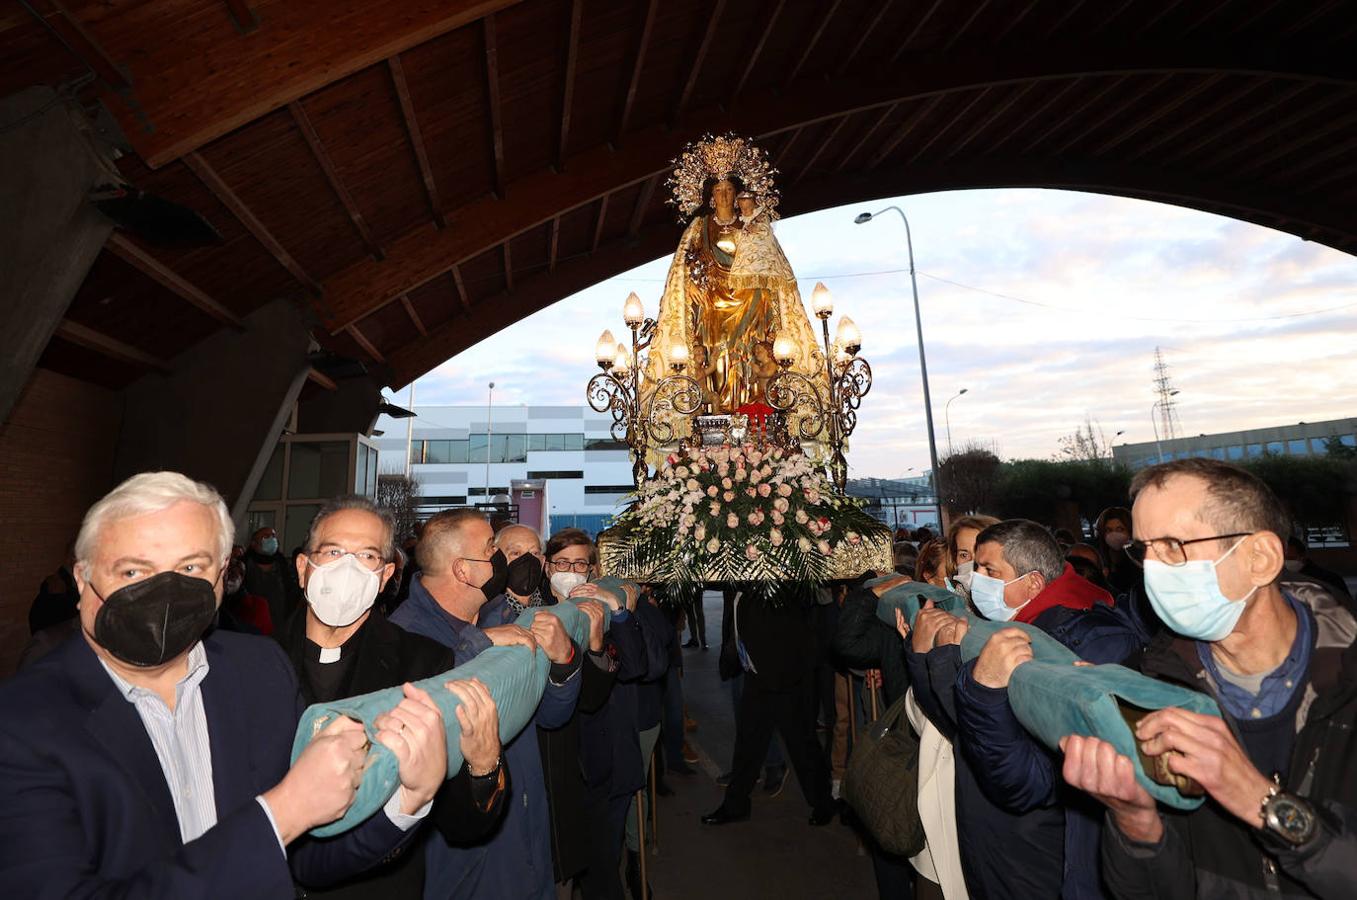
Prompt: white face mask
<box><xmin>306</xmin><ymin>554</ymin><xmax>381</xmax><ymax>627</ymax></box>
<box><xmin>550</xmin><ymin>571</ymin><xmax>587</xmax><ymax>599</ymax></box>
<box><xmin>953</xmin><ymin>560</ymin><xmax>975</xmax><ymax>589</ymax></box>
<box><xmin>970</xmin><ymin>570</ymin><xmax>1035</xmax><ymax>622</ymax></box>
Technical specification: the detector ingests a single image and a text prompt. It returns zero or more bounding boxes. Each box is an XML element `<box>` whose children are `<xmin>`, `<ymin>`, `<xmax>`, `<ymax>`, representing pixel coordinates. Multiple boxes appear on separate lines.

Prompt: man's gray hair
<box><xmin>305</xmin><ymin>496</ymin><xmax>397</xmax><ymax>561</ymax></box>
<box><xmin>975</xmin><ymin>519</ymin><xmax>1066</xmax><ymax>583</ymax></box>
<box><xmin>494</xmin><ymin>523</ymin><xmax>542</xmax><ymax>551</ymax></box>
<box><xmin>75</xmin><ymin>471</ymin><xmax>234</xmax><ymax>577</ymax></box>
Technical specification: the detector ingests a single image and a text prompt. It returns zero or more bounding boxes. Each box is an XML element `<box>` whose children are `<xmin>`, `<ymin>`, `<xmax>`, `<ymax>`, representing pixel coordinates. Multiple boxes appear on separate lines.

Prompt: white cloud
<box><xmin>406</xmin><ymin>189</ymin><xmax>1357</xmax><ymax>477</ymax></box>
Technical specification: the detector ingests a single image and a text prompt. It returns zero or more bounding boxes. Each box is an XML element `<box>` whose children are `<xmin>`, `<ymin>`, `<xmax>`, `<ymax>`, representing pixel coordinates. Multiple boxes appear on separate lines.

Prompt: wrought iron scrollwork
<box><xmin>764</xmin><ymin>370</ymin><xmax>828</xmax><ymax>442</ymax></box>
<box><xmin>587</xmin><ymin>372</ymin><xmax>634</xmax><ymax>444</ymax></box>
<box><xmin>644</xmin><ymin>375</ymin><xmax>704</xmax><ymax>444</ymax></box>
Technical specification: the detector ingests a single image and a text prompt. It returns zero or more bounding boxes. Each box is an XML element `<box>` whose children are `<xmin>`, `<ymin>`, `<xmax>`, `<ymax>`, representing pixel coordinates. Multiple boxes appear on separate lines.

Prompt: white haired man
<box><xmin>0</xmin><ymin>472</ymin><xmax>448</xmax><ymax>897</ymax></box>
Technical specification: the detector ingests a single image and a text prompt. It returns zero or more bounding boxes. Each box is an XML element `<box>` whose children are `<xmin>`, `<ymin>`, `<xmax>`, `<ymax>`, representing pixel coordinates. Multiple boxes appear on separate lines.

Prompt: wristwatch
<box><xmin>1260</xmin><ymin>779</ymin><xmax>1317</xmax><ymax>847</ymax></box>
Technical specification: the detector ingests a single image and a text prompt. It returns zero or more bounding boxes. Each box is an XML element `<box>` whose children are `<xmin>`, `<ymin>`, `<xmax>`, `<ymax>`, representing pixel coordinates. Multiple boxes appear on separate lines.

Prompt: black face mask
<box><xmin>93</xmin><ymin>571</ymin><xmax>219</xmax><ymax>667</ymax></box>
<box><xmin>506</xmin><ymin>553</ymin><xmax>544</xmax><ymax>598</ymax></box>
<box><xmin>478</xmin><ymin>549</ymin><xmax>510</xmax><ymax>601</ymax></box>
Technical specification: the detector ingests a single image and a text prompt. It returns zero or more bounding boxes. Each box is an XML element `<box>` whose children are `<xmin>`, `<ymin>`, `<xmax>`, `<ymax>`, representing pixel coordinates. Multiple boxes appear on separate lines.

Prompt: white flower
<box><xmin>695</xmin><ymin>523</ymin><xmax>706</xmax><ymax>541</ymax></box>
<box><xmin>745</xmin><ymin>543</ymin><xmax>760</xmax><ymax>561</ymax></box>
<box><xmin>721</xmin><ymin>477</ymin><xmax>733</xmax><ymax>490</ymax></box>
<box><xmin>686</xmin><ymin>478</ymin><xmax>700</xmax><ymax>492</ymax></box>
<box><xmin>797</xmin><ymin>536</ymin><xmax>813</xmax><ymax>552</ymax></box>
<box><xmin>770</xmin><ymin>528</ymin><xmax>784</xmax><ymax>547</ymax></box>
<box><xmin>795</xmin><ymin>508</ymin><xmax>809</xmax><ymax>524</ymax></box>
<box><xmin>707</xmin><ymin>537</ymin><xmax>721</xmax><ymax>553</ymax></box>
<box><xmin>817</xmin><ymin>539</ymin><xmax>832</xmax><ymax>555</ymax></box>
<box><xmin>726</xmin><ymin>512</ymin><xmax>739</xmax><ymax>529</ymax></box>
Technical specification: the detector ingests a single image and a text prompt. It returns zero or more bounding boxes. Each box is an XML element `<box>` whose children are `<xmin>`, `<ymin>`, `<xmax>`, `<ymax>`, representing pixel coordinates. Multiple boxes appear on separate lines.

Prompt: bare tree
<box><xmin>937</xmin><ymin>441</ymin><xmax>1002</xmax><ymax>515</ymax></box>
<box><xmin>377</xmin><ymin>471</ymin><xmax>421</xmax><ymax>544</ymax></box>
<box><xmin>1057</xmin><ymin>416</ymin><xmax>1114</xmax><ymax>462</ymax></box>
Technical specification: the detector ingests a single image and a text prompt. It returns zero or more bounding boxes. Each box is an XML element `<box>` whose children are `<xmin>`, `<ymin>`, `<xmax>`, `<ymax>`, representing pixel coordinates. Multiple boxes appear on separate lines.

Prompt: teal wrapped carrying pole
<box><xmin>870</xmin><ymin>578</ymin><xmax>1220</xmax><ymax>811</ymax></box>
<box><xmin>291</xmin><ymin>594</ymin><xmax>611</xmax><ymax>837</ymax></box>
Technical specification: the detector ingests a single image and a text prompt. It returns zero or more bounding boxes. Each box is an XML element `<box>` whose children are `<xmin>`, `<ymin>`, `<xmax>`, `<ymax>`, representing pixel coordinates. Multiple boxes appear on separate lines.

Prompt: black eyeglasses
<box><xmin>548</xmin><ymin>559</ymin><xmax>591</xmax><ymax>573</ymax></box>
<box><xmin>1124</xmin><ymin>533</ymin><xmax>1252</xmax><ymax>568</ymax></box>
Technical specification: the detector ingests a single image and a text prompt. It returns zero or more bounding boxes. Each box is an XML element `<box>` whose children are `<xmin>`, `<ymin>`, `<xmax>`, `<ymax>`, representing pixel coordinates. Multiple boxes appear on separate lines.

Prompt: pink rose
<box><xmin>805</xmin><ymin>489</ymin><xmax>821</xmax><ymax>504</ymax></box>
<box><xmin>726</xmin><ymin>513</ymin><xmax>739</xmax><ymax>529</ymax></box>
<box><xmin>707</xmin><ymin>485</ymin><xmax>718</xmax><ymax>497</ymax></box>
<box><xmin>686</xmin><ymin>478</ymin><xmax>700</xmax><ymax>492</ymax></box>
<box><xmin>724</xmin><ymin>490</ymin><xmax>736</xmax><ymax>502</ymax></box>
<box><xmin>817</xmin><ymin>539</ymin><xmax>832</xmax><ymax>555</ymax></box>
<box><xmin>747</xmin><ymin>512</ymin><xmax>760</xmax><ymax>526</ymax></box>
<box><xmin>706</xmin><ymin>537</ymin><xmax>721</xmax><ymax>553</ymax></box>
<box><xmin>709</xmin><ymin>502</ymin><xmax>721</xmax><ymax>516</ymax></box>
<box><xmin>772</xmin><ymin>496</ymin><xmax>789</xmax><ymax>512</ymax></box>
<box><xmin>745</xmin><ymin>487</ymin><xmax>756</xmax><ymax>498</ymax></box>
<box><xmin>757</xmin><ymin>483</ymin><xmax>772</xmax><ymax>498</ymax></box>
<box><xmin>847</xmin><ymin>531</ymin><xmax>862</xmax><ymax>545</ymax></box>
<box><xmin>745</xmin><ymin>544</ymin><xmax>760</xmax><ymax>560</ymax></box>
<box><xmin>769</xmin><ymin>528</ymin><xmax>784</xmax><ymax>546</ymax></box>
<box><xmin>777</xmin><ymin>483</ymin><xmax>793</xmax><ymax>497</ymax></box>
<box><xmin>797</xmin><ymin>536</ymin><xmax>812</xmax><ymax>552</ymax></box>
<box><xmin>795</xmin><ymin>509</ymin><xmax>809</xmax><ymax>524</ymax></box>
<box><xmin>771</xmin><ymin>510</ymin><xmax>784</xmax><ymax>525</ymax></box>
<box><xmin>733</xmin><ymin>467</ymin><xmax>746</xmax><ymax>483</ymax></box>
<box><xmin>694</xmin><ymin>524</ymin><xmax>706</xmax><ymax>541</ymax></box>
<box><xmin>721</xmin><ymin>477</ymin><xmax>733</xmax><ymax>490</ymax></box>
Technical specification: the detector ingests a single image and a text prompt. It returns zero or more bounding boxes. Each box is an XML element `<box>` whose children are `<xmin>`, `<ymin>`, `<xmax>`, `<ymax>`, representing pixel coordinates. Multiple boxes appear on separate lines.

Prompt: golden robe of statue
<box><xmin>644</xmin><ymin>178</ymin><xmax>827</xmax><ymax>448</ymax></box>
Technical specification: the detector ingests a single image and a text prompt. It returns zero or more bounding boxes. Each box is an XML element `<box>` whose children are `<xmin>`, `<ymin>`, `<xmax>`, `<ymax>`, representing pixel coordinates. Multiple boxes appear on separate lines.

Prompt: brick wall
<box><xmin>0</xmin><ymin>369</ymin><xmax>121</xmax><ymax>675</ymax></box>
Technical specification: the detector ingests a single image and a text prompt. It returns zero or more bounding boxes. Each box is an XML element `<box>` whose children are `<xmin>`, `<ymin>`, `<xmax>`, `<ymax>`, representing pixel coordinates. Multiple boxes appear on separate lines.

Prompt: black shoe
<box><xmin>682</xmin><ymin>639</ymin><xmax>699</xmax><ymax>648</ymax></box>
<box><xmin>762</xmin><ymin>765</ymin><xmax>788</xmax><ymax>797</ymax></box>
<box><xmin>667</xmin><ymin>759</ymin><xmax>695</xmax><ymax>776</ymax></box>
<box><xmin>701</xmin><ymin>805</ymin><xmax>750</xmax><ymax>826</ymax></box>
<box><xmin>808</xmin><ymin>806</ymin><xmax>835</xmax><ymax>827</ymax></box>
<box><xmin>700</xmin><ymin>643</ymin><xmax>709</xmax><ymax>651</ymax></box>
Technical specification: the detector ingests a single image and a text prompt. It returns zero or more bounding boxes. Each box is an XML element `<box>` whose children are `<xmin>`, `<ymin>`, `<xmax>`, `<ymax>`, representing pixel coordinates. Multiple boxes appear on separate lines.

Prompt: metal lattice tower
<box><xmin>1153</xmin><ymin>347</ymin><xmax>1181</xmax><ymax>441</ymax></box>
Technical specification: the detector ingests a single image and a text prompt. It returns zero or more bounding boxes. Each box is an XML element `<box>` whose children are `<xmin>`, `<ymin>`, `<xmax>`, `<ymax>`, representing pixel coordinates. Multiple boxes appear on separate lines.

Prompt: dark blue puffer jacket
<box><xmin>953</xmin><ymin>586</ymin><xmax>1146</xmax><ymax>900</ymax></box>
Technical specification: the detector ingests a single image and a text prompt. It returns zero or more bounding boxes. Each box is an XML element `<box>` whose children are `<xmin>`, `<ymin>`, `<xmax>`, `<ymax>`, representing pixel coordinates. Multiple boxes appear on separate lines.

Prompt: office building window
<box><xmin>1288</xmin><ymin>439</ymin><xmax>1308</xmax><ymax>456</ymax></box>
<box><xmin>1342</xmin><ymin>434</ymin><xmax>1357</xmax><ymax>448</ymax></box>
<box><xmin>1267</xmin><ymin>441</ymin><xmax>1285</xmax><ymax>454</ymax></box>
<box><xmin>1311</xmin><ymin>437</ymin><xmax>1330</xmax><ymax>454</ymax></box>
<box><xmin>419</xmin><ymin>495</ymin><xmax>468</xmax><ymax>506</ymax></box>
<box><xmin>1210</xmin><ymin>447</ymin><xmax>1226</xmax><ymax>460</ymax></box>
<box><xmin>585</xmin><ymin>437</ymin><xmax>628</xmax><ymax>451</ymax></box>
<box><xmin>1247</xmin><ymin>443</ymin><xmax>1263</xmax><ymax>457</ymax></box>
<box><xmin>527</xmin><ymin>470</ymin><xmax>584</xmax><ymax>480</ymax></box>
<box><xmin>468</xmin><ymin>487</ymin><xmax>511</xmax><ymax>497</ymax></box>
<box><xmin>584</xmin><ymin>485</ymin><xmax>637</xmax><ymax>494</ymax></box>
<box><xmin>1227</xmin><ymin>445</ymin><xmax>1244</xmax><ymax>460</ymax></box>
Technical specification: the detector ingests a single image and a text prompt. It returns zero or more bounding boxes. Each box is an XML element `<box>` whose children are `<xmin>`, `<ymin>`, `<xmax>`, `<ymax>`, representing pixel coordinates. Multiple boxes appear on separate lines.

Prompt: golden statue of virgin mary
<box><xmin>644</xmin><ymin>134</ymin><xmax>826</xmax><ymax>445</ymax></box>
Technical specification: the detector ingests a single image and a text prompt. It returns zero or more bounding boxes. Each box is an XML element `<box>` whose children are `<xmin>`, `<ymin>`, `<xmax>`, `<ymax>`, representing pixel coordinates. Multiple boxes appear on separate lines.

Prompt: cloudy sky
<box><xmin>395</xmin><ymin>188</ymin><xmax>1356</xmax><ymax>479</ymax></box>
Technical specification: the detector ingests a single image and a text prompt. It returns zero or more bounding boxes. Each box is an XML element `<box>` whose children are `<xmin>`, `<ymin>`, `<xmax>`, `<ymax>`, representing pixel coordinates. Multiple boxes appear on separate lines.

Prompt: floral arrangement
<box><xmin>602</xmin><ymin>443</ymin><xmax>888</xmax><ymax>589</ymax></box>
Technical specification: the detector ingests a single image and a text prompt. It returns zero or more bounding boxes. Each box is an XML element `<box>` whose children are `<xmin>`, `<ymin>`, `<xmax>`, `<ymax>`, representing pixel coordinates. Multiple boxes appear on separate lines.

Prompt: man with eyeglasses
<box><xmin>275</xmin><ymin>496</ymin><xmax>508</xmax><ymax>899</ymax></box>
<box><xmin>1062</xmin><ymin>458</ymin><xmax>1357</xmax><ymax>898</ymax></box>
<box><xmin>391</xmin><ymin>508</ymin><xmax>587</xmax><ymax>900</ymax></box>
<box><xmin>938</xmin><ymin>518</ymin><xmax>1143</xmax><ymax>900</ymax></box>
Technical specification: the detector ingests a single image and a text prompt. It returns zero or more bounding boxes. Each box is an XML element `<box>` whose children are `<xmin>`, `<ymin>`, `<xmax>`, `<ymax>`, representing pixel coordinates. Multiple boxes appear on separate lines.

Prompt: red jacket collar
<box><xmin>1015</xmin><ymin>562</ymin><xmax>1114</xmax><ymax>625</ymax></box>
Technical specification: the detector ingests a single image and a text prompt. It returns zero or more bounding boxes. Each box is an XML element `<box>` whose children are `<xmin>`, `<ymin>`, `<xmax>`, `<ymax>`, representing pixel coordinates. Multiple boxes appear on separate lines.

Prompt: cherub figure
<box><xmin>691</xmin><ymin>343</ymin><xmax>722</xmax><ymax>414</ymax></box>
<box><xmin>749</xmin><ymin>339</ymin><xmax>779</xmax><ymax>406</ymax></box>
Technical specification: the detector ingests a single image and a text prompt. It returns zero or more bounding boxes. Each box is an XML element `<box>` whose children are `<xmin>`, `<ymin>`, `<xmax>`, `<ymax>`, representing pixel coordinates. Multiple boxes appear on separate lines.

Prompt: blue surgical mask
<box><xmin>259</xmin><ymin>536</ymin><xmax>279</xmax><ymax>556</ymax></box>
<box><xmin>1143</xmin><ymin>536</ymin><xmax>1256</xmax><ymax>641</ymax></box>
<box><xmin>970</xmin><ymin>570</ymin><xmax>1034</xmax><ymax>622</ymax></box>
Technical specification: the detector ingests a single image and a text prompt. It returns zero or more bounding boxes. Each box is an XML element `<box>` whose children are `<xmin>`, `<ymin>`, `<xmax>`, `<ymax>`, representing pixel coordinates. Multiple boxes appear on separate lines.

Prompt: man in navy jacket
<box><xmin>391</xmin><ymin>508</ymin><xmax>584</xmax><ymax>900</ymax></box>
<box><xmin>0</xmin><ymin>472</ymin><xmax>448</xmax><ymax>898</ymax></box>
<box><xmin>952</xmin><ymin>519</ymin><xmax>1143</xmax><ymax>899</ymax></box>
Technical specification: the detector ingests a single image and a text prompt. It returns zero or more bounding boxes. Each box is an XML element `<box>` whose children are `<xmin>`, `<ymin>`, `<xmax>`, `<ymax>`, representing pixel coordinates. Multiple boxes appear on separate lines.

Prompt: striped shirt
<box><xmin>99</xmin><ymin>643</ymin><xmax>217</xmax><ymax>842</ymax></box>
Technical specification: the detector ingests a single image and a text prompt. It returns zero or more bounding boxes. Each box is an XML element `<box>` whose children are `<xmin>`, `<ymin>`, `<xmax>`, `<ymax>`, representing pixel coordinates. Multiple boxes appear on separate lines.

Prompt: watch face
<box><xmin>1267</xmin><ymin>795</ymin><xmax>1315</xmax><ymax>845</ymax></box>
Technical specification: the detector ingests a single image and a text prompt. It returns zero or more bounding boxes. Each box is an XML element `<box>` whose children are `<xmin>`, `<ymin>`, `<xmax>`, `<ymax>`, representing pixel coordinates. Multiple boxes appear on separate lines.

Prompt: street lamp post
<box><xmin>1151</xmin><ymin>391</ymin><xmax>1180</xmax><ymax>463</ymax></box>
<box><xmin>945</xmin><ymin>388</ymin><xmax>968</xmax><ymax>454</ymax></box>
<box><xmin>486</xmin><ymin>381</ymin><xmax>495</xmax><ymax>501</ymax></box>
<box><xmin>855</xmin><ymin>206</ymin><xmax>942</xmax><ymax>525</ymax></box>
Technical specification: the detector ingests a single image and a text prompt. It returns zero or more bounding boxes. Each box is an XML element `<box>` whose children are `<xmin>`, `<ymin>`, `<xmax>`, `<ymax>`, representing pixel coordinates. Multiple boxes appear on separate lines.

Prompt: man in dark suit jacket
<box><xmin>0</xmin><ymin>471</ymin><xmax>450</xmax><ymax>898</ymax></box>
<box><xmin>276</xmin><ymin>496</ymin><xmax>510</xmax><ymax>898</ymax></box>
<box><xmin>702</xmin><ymin>585</ymin><xmax>835</xmax><ymax>826</ymax></box>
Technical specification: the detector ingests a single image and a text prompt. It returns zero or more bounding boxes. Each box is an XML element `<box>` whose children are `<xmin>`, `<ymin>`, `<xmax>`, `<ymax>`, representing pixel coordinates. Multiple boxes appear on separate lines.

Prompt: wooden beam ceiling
<box><xmin>289</xmin><ymin>99</ymin><xmax>384</xmax><ymax>260</ymax></box>
<box><xmin>672</xmin><ymin>0</ymin><xmax>726</xmax><ymax>127</ymax></box>
<box><xmin>734</xmin><ymin>0</ymin><xmax>786</xmax><ymax>97</ymax></box>
<box><xmin>221</xmin><ymin>0</ymin><xmax>258</xmax><ymax>33</ymax></box>
<box><xmin>84</xmin><ymin>0</ymin><xmax>524</xmax><ymax>168</ymax></box>
<box><xmin>615</xmin><ymin>0</ymin><xmax>659</xmax><ymax>147</ymax></box>
<box><xmin>628</xmin><ymin>175</ymin><xmax>659</xmax><ymax>236</ymax></box>
<box><xmin>451</xmin><ymin>264</ymin><xmax>471</xmax><ymax>312</ymax></box>
<box><xmin>25</xmin><ymin>0</ymin><xmax>129</xmax><ymax>91</ymax></box>
<box><xmin>182</xmin><ymin>152</ymin><xmax>322</xmax><ymax>296</ymax></box>
<box><xmin>105</xmin><ymin>233</ymin><xmax>245</xmax><ymax>328</ymax></box>
<box><xmin>307</xmin><ymin>367</ymin><xmax>338</xmax><ymax>390</ymax></box>
<box><xmin>556</xmin><ymin>0</ymin><xmax>582</xmax><ymax>171</ymax></box>
<box><xmin>317</xmin><ymin>45</ymin><xmax>1357</xmax><ymax>333</ymax></box>
<box><xmin>400</xmin><ymin>294</ymin><xmax>427</xmax><ymax>336</ymax></box>
<box><xmin>55</xmin><ymin>320</ymin><xmax>171</xmax><ymax>372</ymax></box>
<box><xmin>838</xmin><ymin>0</ymin><xmax>896</xmax><ymax>75</ymax></box>
<box><xmin>346</xmin><ymin>323</ymin><xmax>385</xmax><ymax>363</ymax></box>
<box><xmin>786</xmin><ymin>0</ymin><xmax>842</xmax><ymax>86</ymax></box>
<box><xmin>389</xmin><ymin>55</ymin><xmax>446</xmax><ymax>229</ymax></box>
<box><xmin>483</xmin><ymin>15</ymin><xmax>506</xmax><ymax>199</ymax></box>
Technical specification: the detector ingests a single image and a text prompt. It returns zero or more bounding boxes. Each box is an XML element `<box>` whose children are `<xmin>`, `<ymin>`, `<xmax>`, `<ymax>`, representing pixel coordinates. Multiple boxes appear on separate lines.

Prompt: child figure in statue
<box><xmin>749</xmin><ymin>339</ymin><xmax>779</xmax><ymax>407</ymax></box>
